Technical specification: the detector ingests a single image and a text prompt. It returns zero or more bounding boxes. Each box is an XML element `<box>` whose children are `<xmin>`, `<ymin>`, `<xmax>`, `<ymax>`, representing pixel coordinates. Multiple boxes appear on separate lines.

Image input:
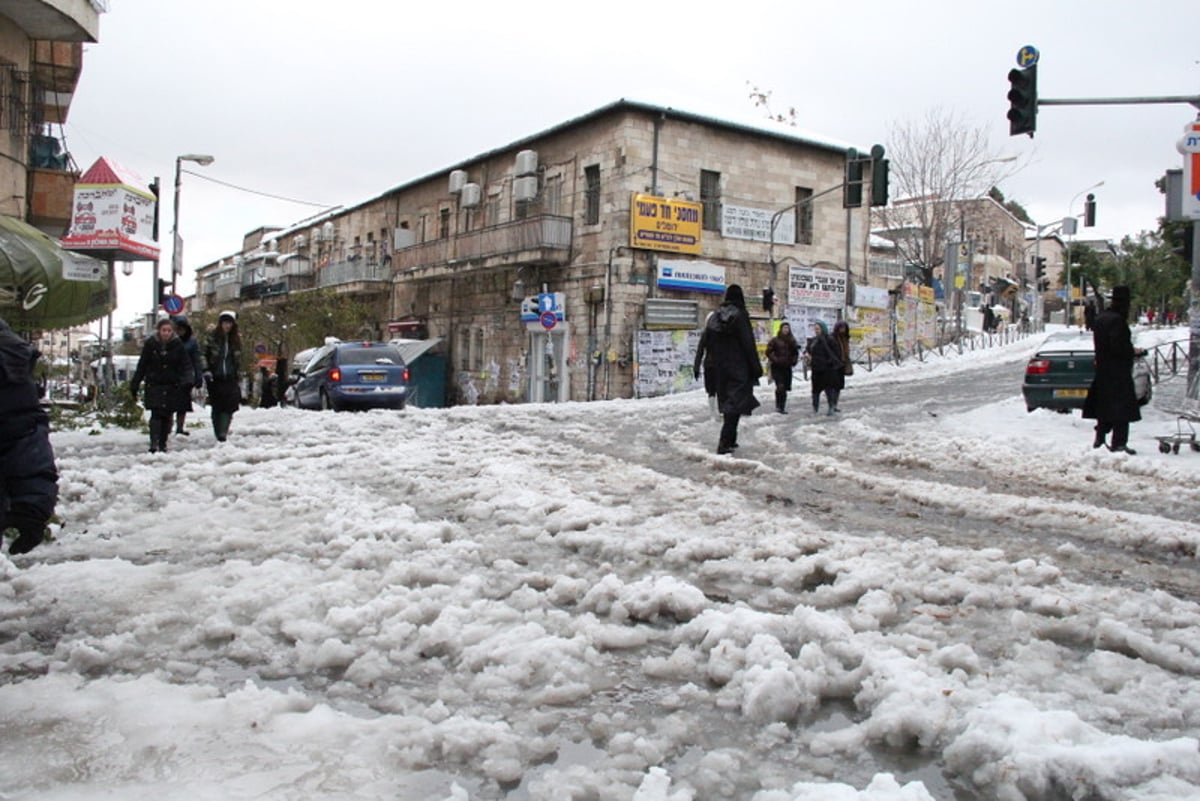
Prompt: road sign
<box><xmin>161</xmin><ymin>293</ymin><xmax>185</xmax><ymax>315</ymax></box>
<box><xmin>1177</xmin><ymin>120</ymin><xmax>1200</xmax><ymax>220</ymax></box>
<box><xmin>539</xmin><ymin>310</ymin><xmax>557</xmax><ymax>330</ymax></box>
<box><xmin>1016</xmin><ymin>45</ymin><xmax>1039</xmax><ymax>68</ymax></box>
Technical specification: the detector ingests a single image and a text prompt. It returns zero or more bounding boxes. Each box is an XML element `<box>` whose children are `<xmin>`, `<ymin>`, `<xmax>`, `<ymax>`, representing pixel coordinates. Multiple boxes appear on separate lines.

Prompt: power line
<box><xmin>180</xmin><ymin>168</ymin><xmax>337</xmax><ymax>208</ymax></box>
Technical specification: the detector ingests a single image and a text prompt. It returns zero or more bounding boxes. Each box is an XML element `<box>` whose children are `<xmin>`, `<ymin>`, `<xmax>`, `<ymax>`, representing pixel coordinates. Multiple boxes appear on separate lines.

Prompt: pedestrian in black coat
<box><xmin>765</xmin><ymin>322</ymin><xmax>800</xmax><ymax>414</ymax></box>
<box><xmin>131</xmin><ymin>318</ymin><xmax>194</xmax><ymax>453</ymax></box>
<box><xmin>0</xmin><ymin>316</ymin><xmax>58</xmax><ymax>555</ymax></box>
<box><xmin>201</xmin><ymin>310</ymin><xmax>243</xmax><ymax>442</ymax></box>
<box><xmin>172</xmin><ymin>315</ymin><xmax>204</xmax><ymax>436</ymax></box>
<box><xmin>1083</xmin><ymin>285</ymin><xmax>1145</xmax><ymax>454</ymax></box>
<box><xmin>693</xmin><ymin>313</ymin><xmax>719</xmax><ymax>416</ymax></box>
<box><xmin>706</xmin><ymin>284</ymin><xmax>762</xmax><ymax>454</ymax></box>
<box><xmin>804</xmin><ymin>320</ymin><xmax>844</xmax><ymax>416</ymax></box>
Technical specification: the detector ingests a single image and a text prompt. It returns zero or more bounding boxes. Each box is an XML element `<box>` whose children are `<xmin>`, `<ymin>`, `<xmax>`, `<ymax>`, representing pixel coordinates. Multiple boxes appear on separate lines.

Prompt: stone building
<box><xmin>194</xmin><ymin>100</ymin><xmax>873</xmax><ymax>404</ymax></box>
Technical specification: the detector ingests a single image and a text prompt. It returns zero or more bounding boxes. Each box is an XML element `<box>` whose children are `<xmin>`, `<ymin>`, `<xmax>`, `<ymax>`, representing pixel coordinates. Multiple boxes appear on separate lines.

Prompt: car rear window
<box><xmin>339</xmin><ymin>346</ymin><xmax>404</xmax><ymax>365</ymax></box>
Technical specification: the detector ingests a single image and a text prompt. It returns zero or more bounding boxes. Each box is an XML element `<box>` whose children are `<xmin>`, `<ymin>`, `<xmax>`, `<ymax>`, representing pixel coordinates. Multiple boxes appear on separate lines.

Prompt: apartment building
<box><xmin>195</xmin><ymin>100</ymin><xmax>871</xmax><ymax>404</ymax></box>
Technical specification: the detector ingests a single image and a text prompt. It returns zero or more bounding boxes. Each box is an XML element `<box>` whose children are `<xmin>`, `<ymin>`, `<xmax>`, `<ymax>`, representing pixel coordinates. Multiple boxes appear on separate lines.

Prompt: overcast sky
<box><xmin>61</xmin><ymin>0</ymin><xmax>1199</xmax><ymax>327</ymax></box>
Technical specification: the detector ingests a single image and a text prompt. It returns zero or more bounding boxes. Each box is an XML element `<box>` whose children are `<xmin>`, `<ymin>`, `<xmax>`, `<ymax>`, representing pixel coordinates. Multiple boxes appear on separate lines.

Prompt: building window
<box><xmin>487</xmin><ymin>193</ymin><xmax>501</xmax><ymax>226</ymax></box>
<box><xmin>439</xmin><ymin>208</ymin><xmax>451</xmax><ymax>239</ymax></box>
<box><xmin>795</xmin><ymin>186</ymin><xmax>814</xmax><ymax>245</ymax></box>
<box><xmin>700</xmin><ymin>170</ymin><xmax>721</xmax><ymax>231</ymax></box>
<box><xmin>584</xmin><ymin>165</ymin><xmax>601</xmax><ymax>225</ymax></box>
<box><xmin>544</xmin><ymin>175</ymin><xmax>562</xmax><ymax>216</ymax></box>
<box><xmin>458</xmin><ymin>327</ymin><xmax>471</xmax><ymax>370</ymax></box>
<box><xmin>472</xmin><ymin>328</ymin><xmax>484</xmax><ymax>371</ymax></box>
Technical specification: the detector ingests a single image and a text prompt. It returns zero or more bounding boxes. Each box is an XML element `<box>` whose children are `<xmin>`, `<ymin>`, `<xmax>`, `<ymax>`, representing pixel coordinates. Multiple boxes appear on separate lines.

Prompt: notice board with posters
<box><xmin>634</xmin><ymin>329</ymin><xmax>703</xmax><ymax>397</ymax></box>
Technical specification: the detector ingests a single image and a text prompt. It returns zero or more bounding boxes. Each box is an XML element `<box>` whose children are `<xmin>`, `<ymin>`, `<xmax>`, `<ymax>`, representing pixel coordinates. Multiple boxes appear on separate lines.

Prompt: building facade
<box><xmin>195</xmin><ymin>101</ymin><xmax>872</xmax><ymax>404</ymax></box>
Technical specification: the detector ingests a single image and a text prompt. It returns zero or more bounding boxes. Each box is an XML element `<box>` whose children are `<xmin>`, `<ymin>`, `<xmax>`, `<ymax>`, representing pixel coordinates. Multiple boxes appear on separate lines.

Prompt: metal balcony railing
<box><xmin>317</xmin><ymin>260</ymin><xmax>390</xmax><ymax>288</ymax></box>
<box><xmin>392</xmin><ymin>215</ymin><xmax>572</xmax><ymax>272</ymax></box>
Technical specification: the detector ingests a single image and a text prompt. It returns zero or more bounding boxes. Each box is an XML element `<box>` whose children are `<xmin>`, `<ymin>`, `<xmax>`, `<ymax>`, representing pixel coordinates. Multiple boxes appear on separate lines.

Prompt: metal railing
<box><xmin>317</xmin><ymin>260</ymin><xmax>390</xmax><ymax>288</ymax></box>
<box><xmin>392</xmin><ymin>215</ymin><xmax>572</xmax><ymax>272</ymax></box>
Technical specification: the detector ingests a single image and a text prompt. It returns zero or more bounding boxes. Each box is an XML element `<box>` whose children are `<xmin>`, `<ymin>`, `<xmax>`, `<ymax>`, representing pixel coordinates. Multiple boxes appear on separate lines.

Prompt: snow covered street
<box><xmin>2</xmin><ymin>329</ymin><xmax>1199</xmax><ymax>801</ymax></box>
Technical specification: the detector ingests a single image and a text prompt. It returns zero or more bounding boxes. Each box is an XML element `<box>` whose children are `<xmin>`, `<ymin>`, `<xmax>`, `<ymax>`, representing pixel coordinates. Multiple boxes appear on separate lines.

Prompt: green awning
<box><xmin>0</xmin><ymin>214</ymin><xmax>113</xmax><ymax>331</ymax></box>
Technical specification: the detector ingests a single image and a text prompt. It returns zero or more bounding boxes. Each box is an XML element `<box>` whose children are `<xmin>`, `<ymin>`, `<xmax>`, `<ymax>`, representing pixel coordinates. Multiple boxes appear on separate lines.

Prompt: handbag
<box><xmin>1132</xmin><ymin>356</ymin><xmax>1151</xmax><ymax>406</ymax></box>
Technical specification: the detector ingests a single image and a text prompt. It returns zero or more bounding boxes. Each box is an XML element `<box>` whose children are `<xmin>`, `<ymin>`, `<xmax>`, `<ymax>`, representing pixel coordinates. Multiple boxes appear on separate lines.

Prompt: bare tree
<box><xmin>872</xmin><ymin>108</ymin><xmax>1022</xmax><ymax>285</ymax></box>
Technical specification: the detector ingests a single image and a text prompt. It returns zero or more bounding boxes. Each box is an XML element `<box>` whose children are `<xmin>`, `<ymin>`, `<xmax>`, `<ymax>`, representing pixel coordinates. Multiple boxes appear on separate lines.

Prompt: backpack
<box><xmin>706</xmin><ymin>304</ymin><xmax>739</xmax><ymax>335</ymax></box>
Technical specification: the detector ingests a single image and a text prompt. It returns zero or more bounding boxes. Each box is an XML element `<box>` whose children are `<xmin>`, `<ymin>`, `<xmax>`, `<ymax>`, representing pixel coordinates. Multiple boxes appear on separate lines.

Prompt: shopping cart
<box><xmin>1156</xmin><ymin>369</ymin><xmax>1200</xmax><ymax>455</ymax></box>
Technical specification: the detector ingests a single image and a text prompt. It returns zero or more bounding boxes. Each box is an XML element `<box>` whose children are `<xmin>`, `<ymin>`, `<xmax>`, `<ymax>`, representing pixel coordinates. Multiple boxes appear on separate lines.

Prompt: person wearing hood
<box><xmin>201</xmin><ymin>311</ymin><xmax>243</xmax><ymax>442</ymax></box>
<box><xmin>704</xmin><ymin>284</ymin><xmax>762</xmax><ymax>454</ymax></box>
<box><xmin>131</xmin><ymin>317</ymin><xmax>195</xmax><ymax>453</ymax></box>
<box><xmin>0</xmin><ymin>316</ymin><xmax>58</xmax><ymax>555</ymax></box>
<box><xmin>172</xmin><ymin>315</ymin><xmax>204</xmax><ymax>436</ymax></box>
<box><xmin>765</xmin><ymin>321</ymin><xmax>800</xmax><ymax>414</ymax></box>
<box><xmin>1083</xmin><ymin>285</ymin><xmax>1146</xmax><ymax>454</ymax></box>
<box><xmin>804</xmin><ymin>320</ymin><xmax>844</xmax><ymax>415</ymax></box>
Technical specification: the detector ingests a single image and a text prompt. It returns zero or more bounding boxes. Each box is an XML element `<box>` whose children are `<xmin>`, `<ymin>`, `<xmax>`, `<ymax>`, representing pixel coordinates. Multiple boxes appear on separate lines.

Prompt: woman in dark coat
<box><xmin>706</xmin><ymin>284</ymin><xmax>762</xmax><ymax>454</ymax></box>
<box><xmin>131</xmin><ymin>318</ymin><xmax>195</xmax><ymax>453</ymax></box>
<box><xmin>171</xmin><ymin>315</ymin><xmax>204</xmax><ymax>436</ymax></box>
<box><xmin>0</xmin><ymin>316</ymin><xmax>58</xmax><ymax>554</ymax></box>
<box><xmin>693</xmin><ymin>313</ymin><xmax>719</xmax><ymax>416</ymax></box>
<box><xmin>201</xmin><ymin>310</ymin><xmax>243</xmax><ymax>442</ymax></box>
<box><xmin>1083</xmin><ymin>286</ymin><xmax>1145</xmax><ymax>454</ymax></box>
<box><xmin>765</xmin><ymin>321</ymin><xmax>800</xmax><ymax>414</ymax></box>
<box><xmin>804</xmin><ymin>320</ymin><xmax>844</xmax><ymax>416</ymax></box>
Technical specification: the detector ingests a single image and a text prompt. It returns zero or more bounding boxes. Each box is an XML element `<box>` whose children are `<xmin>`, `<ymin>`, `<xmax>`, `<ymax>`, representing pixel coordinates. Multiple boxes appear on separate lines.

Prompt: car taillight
<box><xmin>1026</xmin><ymin>359</ymin><xmax>1050</xmax><ymax>375</ymax></box>
<box><xmin>402</xmin><ymin>367</ymin><xmax>410</xmax><ymax>382</ymax></box>
<box><xmin>328</xmin><ymin>367</ymin><xmax>342</xmax><ymax>382</ymax></box>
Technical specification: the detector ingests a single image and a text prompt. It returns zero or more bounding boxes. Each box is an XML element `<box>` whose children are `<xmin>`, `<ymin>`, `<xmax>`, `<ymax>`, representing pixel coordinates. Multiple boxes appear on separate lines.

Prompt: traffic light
<box><xmin>157</xmin><ymin>279</ymin><xmax>171</xmax><ymax>305</ymax></box>
<box><xmin>1035</xmin><ymin>256</ymin><xmax>1047</xmax><ymax>291</ymax></box>
<box><xmin>1007</xmin><ymin>64</ymin><xmax>1037</xmax><ymax>137</ymax></box>
<box><xmin>870</xmin><ymin>158</ymin><xmax>889</xmax><ymax>207</ymax></box>
<box><xmin>843</xmin><ymin>149</ymin><xmax>863</xmax><ymax>208</ymax></box>
<box><xmin>1083</xmin><ymin>193</ymin><xmax>1096</xmax><ymax>227</ymax></box>
<box><xmin>762</xmin><ymin>287</ymin><xmax>775</xmax><ymax>312</ymax></box>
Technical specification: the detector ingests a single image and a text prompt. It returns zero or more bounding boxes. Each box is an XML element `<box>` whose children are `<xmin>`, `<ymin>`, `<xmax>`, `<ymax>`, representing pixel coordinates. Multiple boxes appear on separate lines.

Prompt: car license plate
<box><xmin>360</xmin><ymin>372</ymin><xmax>386</xmax><ymax>383</ymax></box>
<box><xmin>1053</xmin><ymin>388</ymin><xmax>1087</xmax><ymax>398</ymax></box>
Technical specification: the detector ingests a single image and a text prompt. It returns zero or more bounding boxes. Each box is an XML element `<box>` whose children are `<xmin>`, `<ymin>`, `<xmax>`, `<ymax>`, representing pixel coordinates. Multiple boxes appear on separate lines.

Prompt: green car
<box><xmin>1023</xmin><ymin>330</ymin><xmax>1095</xmax><ymax>413</ymax></box>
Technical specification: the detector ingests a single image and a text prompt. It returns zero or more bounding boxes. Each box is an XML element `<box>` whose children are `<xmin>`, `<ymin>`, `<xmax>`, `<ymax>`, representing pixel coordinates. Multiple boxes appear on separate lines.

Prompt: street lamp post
<box><xmin>1065</xmin><ymin>180</ymin><xmax>1103</xmax><ymax>327</ymax></box>
<box><xmin>170</xmin><ymin>153</ymin><xmax>215</xmax><ymax>298</ymax></box>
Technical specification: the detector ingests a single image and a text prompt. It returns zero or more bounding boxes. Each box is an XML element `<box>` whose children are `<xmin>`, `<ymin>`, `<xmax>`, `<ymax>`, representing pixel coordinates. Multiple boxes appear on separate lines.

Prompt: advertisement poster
<box><xmin>629</xmin><ymin>193</ymin><xmax>702</xmax><ymax>255</ymax></box>
<box><xmin>60</xmin><ymin>157</ymin><xmax>160</xmax><ymax>261</ymax></box>
<box><xmin>787</xmin><ymin>265</ymin><xmax>846</xmax><ymax>309</ymax></box>
<box><xmin>635</xmin><ymin>329</ymin><xmax>703</xmax><ymax>397</ymax></box>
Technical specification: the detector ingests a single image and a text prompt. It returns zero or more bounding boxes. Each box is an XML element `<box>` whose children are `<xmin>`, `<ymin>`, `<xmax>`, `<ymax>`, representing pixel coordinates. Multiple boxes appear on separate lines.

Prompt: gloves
<box><xmin>202</xmin><ymin>371</ymin><xmax>213</xmax><ymax>383</ymax></box>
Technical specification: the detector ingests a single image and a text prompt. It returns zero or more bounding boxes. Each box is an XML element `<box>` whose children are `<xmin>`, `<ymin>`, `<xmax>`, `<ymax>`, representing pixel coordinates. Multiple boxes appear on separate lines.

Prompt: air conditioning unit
<box><xmin>319</xmin><ymin>221</ymin><xmax>337</xmax><ymax>242</ymax></box>
<box><xmin>515</xmin><ymin>149</ymin><xmax>538</xmax><ymax>176</ymax></box>
<box><xmin>293</xmin><ymin>233</ymin><xmax>307</xmax><ymax>249</ymax></box>
<box><xmin>448</xmin><ymin>169</ymin><xmax>468</xmax><ymax>194</ymax></box>
<box><xmin>514</xmin><ymin>175</ymin><xmax>538</xmax><ymax>203</ymax></box>
<box><xmin>460</xmin><ymin>182</ymin><xmax>482</xmax><ymax>208</ymax></box>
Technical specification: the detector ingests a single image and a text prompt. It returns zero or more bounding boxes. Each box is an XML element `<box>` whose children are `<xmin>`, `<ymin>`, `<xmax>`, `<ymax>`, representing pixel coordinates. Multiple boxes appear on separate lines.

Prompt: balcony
<box><xmin>7</xmin><ymin>3</ymin><xmax>102</xmax><ymax>42</ymax></box>
<box><xmin>32</xmin><ymin>40</ymin><xmax>83</xmax><ymax>123</ymax></box>
<box><xmin>28</xmin><ymin>165</ymin><xmax>76</xmax><ymax>235</ymax></box>
<box><xmin>318</xmin><ymin>259</ymin><xmax>390</xmax><ymax>290</ymax></box>
<box><xmin>392</xmin><ymin>214</ymin><xmax>572</xmax><ymax>277</ymax></box>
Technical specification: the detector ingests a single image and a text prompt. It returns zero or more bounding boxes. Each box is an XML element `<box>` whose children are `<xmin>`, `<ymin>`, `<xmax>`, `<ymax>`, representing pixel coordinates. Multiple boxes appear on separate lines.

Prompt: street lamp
<box><xmin>171</xmin><ymin>153</ymin><xmax>215</xmax><ymax>294</ymax></box>
<box><xmin>1065</xmin><ymin>180</ymin><xmax>1104</xmax><ymax>327</ymax></box>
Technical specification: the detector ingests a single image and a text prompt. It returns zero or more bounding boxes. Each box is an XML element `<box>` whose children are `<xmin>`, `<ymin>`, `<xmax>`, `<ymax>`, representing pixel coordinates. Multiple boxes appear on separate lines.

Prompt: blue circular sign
<box><xmin>539</xmin><ymin>310</ymin><xmax>557</xmax><ymax>330</ymax></box>
<box><xmin>1016</xmin><ymin>45</ymin><xmax>1039</xmax><ymax>69</ymax></box>
<box><xmin>162</xmin><ymin>294</ymin><xmax>185</xmax><ymax>315</ymax></box>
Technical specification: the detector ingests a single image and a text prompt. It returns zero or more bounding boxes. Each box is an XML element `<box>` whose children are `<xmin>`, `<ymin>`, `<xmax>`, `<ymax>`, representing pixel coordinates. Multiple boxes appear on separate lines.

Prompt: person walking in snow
<box><xmin>829</xmin><ymin>319</ymin><xmax>852</xmax><ymax>413</ymax></box>
<box><xmin>765</xmin><ymin>321</ymin><xmax>799</xmax><ymax>414</ymax></box>
<box><xmin>171</xmin><ymin>315</ymin><xmax>203</xmax><ymax>436</ymax></box>
<box><xmin>693</xmin><ymin>312</ymin><xmax>719</xmax><ymax>416</ymax></box>
<box><xmin>1083</xmin><ymin>285</ymin><xmax>1145</xmax><ymax>454</ymax></box>
<box><xmin>0</xmin><ymin>316</ymin><xmax>58</xmax><ymax>555</ymax></box>
<box><xmin>131</xmin><ymin>317</ymin><xmax>194</xmax><ymax>454</ymax></box>
<box><xmin>201</xmin><ymin>310</ymin><xmax>243</xmax><ymax>442</ymax></box>
<box><xmin>705</xmin><ymin>284</ymin><xmax>762</xmax><ymax>454</ymax></box>
<box><xmin>804</xmin><ymin>320</ymin><xmax>844</xmax><ymax>416</ymax></box>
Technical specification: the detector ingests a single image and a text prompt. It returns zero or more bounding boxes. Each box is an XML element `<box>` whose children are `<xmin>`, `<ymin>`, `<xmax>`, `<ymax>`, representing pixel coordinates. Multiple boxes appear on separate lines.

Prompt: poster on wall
<box><xmin>787</xmin><ymin>265</ymin><xmax>846</xmax><ymax>309</ymax></box>
<box><xmin>635</xmin><ymin>329</ymin><xmax>703</xmax><ymax>397</ymax></box>
<box><xmin>721</xmin><ymin>204</ymin><xmax>795</xmax><ymax>243</ymax></box>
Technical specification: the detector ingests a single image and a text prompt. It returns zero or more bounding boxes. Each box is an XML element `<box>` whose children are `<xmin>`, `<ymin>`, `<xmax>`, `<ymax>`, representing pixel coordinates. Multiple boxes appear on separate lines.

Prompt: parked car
<box><xmin>280</xmin><ymin>346</ymin><xmax>321</xmax><ymax>407</ymax></box>
<box><xmin>1022</xmin><ymin>329</ymin><xmax>1095</xmax><ymax>413</ymax></box>
<box><xmin>293</xmin><ymin>341</ymin><xmax>409</xmax><ymax>411</ymax></box>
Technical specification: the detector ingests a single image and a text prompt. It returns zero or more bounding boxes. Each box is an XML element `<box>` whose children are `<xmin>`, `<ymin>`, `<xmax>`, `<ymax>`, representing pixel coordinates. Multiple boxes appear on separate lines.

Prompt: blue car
<box><xmin>294</xmin><ymin>342</ymin><xmax>409</xmax><ymax>411</ymax></box>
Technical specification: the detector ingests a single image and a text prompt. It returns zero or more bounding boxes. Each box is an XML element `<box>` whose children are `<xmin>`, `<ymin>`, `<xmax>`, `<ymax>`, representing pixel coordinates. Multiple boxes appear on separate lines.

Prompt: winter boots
<box><xmin>212</xmin><ymin>412</ymin><xmax>233</xmax><ymax>442</ymax></box>
<box><xmin>148</xmin><ymin>417</ymin><xmax>169</xmax><ymax>453</ymax></box>
<box><xmin>775</xmin><ymin>389</ymin><xmax>788</xmax><ymax>414</ymax></box>
<box><xmin>3</xmin><ymin>505</ymin><xmax>46</xmax><ymax>555</ymax></box>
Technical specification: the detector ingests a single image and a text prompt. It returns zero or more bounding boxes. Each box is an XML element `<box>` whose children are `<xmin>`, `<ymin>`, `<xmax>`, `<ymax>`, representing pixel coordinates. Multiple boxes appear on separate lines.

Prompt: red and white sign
<box><xmin>61</xmin><ymin>157</ymin><xmax>161</xmax><ymax>260</ymax></box>
<box><xmin>1178</xmin><ymin>121</ymin><xmax>1200</xmax><ymax>221</ymax></box>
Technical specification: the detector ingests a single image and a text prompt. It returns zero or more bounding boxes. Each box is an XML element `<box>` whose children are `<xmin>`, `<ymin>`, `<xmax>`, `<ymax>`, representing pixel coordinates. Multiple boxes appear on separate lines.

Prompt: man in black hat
<box><xmin>0</xmin><ymin>317</ymin><xmax>58</xmax><ymax>554</ymax></box>
<box><xmin>1083</xmin><ymin>285</ymin><xmax>1146</xmax><ymax>454</ymax></box>
<box><xmin>704</xmin><ymin>284</ymin><xmax>762</xmax><ymax>454</ymax></box>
